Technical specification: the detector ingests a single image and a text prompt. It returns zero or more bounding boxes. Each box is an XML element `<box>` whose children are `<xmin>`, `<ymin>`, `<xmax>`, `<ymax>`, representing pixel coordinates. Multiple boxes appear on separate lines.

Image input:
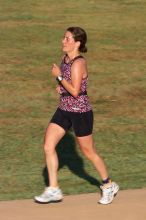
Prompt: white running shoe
<box><xmin>98</xmin><ymin>182</ymin><xmax>119</xmax><ymax>205</ymax></box>
<box><xmin>34</xmin><ymin>187</ymin><xmax>63</xmax><ymax>204</ymax></box>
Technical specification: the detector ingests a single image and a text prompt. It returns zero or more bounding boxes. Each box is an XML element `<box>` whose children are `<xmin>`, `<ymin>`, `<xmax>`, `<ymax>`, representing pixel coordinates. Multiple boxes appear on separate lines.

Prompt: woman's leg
<box><xmin>76</xmin><ymin>134</ymin><xmax>109</xmax><ymax>181</ymax></box>
<box><xmin>34</xmin><ymin>123</ymin><xmax>65</xmax><ymax>203</ymax></box>
<box><xmin>44</xmin><ymin>123</ymin><xmax>66</xmax><ymax>187</ymax></box>
<box><xmin>76</xmin><ymin>134</ymin><xmax>119</xmax><ymax>205</ymax></box>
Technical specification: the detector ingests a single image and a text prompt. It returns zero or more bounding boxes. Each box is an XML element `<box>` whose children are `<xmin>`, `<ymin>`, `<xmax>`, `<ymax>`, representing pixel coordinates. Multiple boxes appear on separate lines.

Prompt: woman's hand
<box><xmin>51</xmin><ymin>63</ymin><xmax>61</xmax><ymax>77</ymax></box>
<box><xmin>56</xmin><ymin>85</ymin><xmax>61</xmax><ymax>94</ymax></box>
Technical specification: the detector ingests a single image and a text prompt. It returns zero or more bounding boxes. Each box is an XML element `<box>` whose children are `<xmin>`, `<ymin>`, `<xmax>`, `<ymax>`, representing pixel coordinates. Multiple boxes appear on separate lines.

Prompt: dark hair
<box><xmin>66</xmin><ymin>27</ymin><xmax>87</xmax><ymax>53</ymax></box>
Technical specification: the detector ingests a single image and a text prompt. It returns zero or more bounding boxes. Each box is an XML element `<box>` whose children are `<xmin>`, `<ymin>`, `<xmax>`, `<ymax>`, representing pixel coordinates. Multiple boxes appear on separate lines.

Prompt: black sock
<box><xmin>102</xmin><ymin>177</ymin><xmax>111</xmax><ymax>184</ymax></box>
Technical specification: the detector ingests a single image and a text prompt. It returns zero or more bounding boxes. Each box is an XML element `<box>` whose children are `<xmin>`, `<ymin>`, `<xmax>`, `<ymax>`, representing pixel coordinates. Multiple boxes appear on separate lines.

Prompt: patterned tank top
<box><xmin>58</xmin><ymin>55</ymin><xmax>92</xmax><ymax>113</ymax></box>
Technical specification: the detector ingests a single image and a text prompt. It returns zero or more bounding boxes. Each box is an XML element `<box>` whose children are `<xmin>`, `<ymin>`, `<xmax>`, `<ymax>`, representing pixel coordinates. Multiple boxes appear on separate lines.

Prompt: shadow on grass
<box><xmin>43</xmin><ymin>132</ymin><xmax>100</xmax><ymax>189</ymax></box>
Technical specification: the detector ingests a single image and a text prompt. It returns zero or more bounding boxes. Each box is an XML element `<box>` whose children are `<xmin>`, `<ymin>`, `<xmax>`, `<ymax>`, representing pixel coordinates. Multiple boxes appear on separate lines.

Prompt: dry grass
<box><xmin>0</xmin><ymin>0</ymin><xmax>146</xmax><ymax>200</ymax></box>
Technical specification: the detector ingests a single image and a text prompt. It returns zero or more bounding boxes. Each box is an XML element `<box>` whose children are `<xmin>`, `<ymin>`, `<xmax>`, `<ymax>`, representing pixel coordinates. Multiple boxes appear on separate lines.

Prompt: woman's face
<box><xmin>62</xmin><ymin>31</ymin><xmax>78</xmax><ymax>53</ymax></box>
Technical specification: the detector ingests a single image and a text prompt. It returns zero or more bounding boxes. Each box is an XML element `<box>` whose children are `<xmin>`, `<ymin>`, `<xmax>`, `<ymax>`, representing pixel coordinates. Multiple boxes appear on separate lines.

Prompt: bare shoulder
<box><xmin>71</xmin><ymin>57</ymin><xmax>88</xmax><ymax>78</ymax></box>
<box><xmin>72</xmin><ymin>57</ymin><xmax>87</xmax><ymax>68</ymax></box>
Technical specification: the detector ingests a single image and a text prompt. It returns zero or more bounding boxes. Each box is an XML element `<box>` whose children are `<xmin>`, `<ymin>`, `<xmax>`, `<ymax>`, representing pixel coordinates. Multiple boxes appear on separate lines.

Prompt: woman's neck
<box><xmin>67</xmin><ymin>51</ymin><xmax>80</xmax><ymax>61</ymax></box>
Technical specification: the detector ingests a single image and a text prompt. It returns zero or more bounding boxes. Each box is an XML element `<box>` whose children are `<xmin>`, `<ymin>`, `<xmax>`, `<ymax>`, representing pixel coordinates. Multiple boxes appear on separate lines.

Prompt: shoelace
<box><xmin>102</xmin><ymin>187</ymin><xmax>113</xmax><ymax>199</ymax></box>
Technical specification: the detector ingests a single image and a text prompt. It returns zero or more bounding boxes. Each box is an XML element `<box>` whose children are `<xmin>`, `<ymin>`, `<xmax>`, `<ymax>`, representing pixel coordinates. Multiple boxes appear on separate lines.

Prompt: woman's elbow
<box><xmin>72</xmin><ymin>90</ymin><xmax>79</xmax><ymax>98</ymax></box>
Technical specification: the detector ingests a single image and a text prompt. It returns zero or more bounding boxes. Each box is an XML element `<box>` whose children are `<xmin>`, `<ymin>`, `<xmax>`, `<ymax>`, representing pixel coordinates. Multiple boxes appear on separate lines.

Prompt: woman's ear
<box><xmin>75</xmin><ymin>41</ymin><xmax>81</xmax><ymax>50</ymax></box>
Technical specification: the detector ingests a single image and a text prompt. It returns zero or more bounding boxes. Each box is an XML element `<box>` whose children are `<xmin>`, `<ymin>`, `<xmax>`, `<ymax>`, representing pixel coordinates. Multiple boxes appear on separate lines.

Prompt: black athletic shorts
<box><xmin>50</xmin><ymin>108</ymin><xmax>93</xmax><ymax>137</ymax></box>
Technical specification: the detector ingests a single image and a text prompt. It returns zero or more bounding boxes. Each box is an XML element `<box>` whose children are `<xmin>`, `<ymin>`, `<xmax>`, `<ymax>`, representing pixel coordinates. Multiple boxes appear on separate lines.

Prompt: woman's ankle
<box><xmin>102</xmin><ymin>177</ymin><xmax>112</xmax><ymax>187</ymax></box>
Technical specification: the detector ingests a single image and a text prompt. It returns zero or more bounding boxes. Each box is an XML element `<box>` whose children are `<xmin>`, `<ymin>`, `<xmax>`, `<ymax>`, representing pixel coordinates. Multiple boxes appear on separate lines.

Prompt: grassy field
<box><xmin>0</xmin><ymin>0</ymin><xmax>146</xmax><ymax>200</ymax></box>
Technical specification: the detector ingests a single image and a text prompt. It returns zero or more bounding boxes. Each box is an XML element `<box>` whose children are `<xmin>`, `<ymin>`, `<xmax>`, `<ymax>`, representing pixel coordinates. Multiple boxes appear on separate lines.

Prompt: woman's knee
<box><xmin>44</xmin><ymin>143</ymin><xmax>55</xmax><ymax>155</ymax></box>
<box><xmin>80</xmin><ymin>145</ymin><xmax>95</xmax><ymax>159</ymax></box>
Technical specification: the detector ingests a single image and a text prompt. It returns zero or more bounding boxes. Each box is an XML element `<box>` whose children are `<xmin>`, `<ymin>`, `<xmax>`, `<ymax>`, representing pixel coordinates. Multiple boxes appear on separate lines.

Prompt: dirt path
<box><xmin>0</xmin><ymin>188</ymin><xmax>146</xmax><ymax>220</ymax></box>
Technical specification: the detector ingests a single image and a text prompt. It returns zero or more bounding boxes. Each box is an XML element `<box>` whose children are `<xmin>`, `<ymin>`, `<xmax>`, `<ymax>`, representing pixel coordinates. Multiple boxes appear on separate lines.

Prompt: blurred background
<box><xmin>0</xmin><ymin>0</ymin><xmax>146</xmax><ymax>200</ymax></box>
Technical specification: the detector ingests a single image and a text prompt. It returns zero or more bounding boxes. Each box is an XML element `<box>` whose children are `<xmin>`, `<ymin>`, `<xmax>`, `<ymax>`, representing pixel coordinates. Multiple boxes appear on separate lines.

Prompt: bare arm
<box><xmin>51</xmin><ymin>59</ymin><xmax>87</xmax><ymax>98</ymax></box>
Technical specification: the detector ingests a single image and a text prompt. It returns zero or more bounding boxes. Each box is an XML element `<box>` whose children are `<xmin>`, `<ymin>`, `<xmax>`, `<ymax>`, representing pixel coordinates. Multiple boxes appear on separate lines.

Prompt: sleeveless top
<box><xmin>58</xmin><ymin>55</ymin><xmax>92</xmax><ymax>113</ymax></box>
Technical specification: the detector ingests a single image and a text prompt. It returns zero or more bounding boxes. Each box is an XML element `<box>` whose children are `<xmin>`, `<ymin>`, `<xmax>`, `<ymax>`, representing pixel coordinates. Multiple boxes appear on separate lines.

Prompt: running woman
<box><xmin>34</xmin><ymin>27</ymin><xmax>119</xmax><ymax>205</ymax></box>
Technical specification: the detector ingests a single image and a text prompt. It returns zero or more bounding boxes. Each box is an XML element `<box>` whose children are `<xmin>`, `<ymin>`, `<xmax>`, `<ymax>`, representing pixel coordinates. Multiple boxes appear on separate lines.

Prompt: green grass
<box><xmin>0</xmin><ymin>0</ymin><xmax>146</xmax><ymax>200</ymax></box>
